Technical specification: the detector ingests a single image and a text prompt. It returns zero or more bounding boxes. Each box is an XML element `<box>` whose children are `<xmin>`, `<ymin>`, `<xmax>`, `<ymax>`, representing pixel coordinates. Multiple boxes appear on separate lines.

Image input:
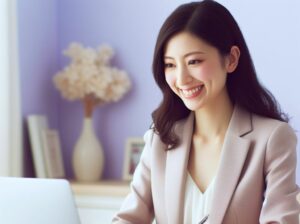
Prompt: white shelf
<box><xmin>71</xmin><ymin>180</ymin><xmax>130</xmax><ymax>197</ymax></box>
<box><xmin>70</xmin><ymin>180</ymin><xmax>130</xmax><ymax>224</ymax></box>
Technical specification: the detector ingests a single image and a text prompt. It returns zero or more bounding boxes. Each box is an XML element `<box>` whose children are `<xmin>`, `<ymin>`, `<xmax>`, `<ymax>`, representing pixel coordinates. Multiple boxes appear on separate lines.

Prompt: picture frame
<box><xmin>41</xmin><ymin>129</ymin><xmax>65</xmax><ymax>178</ymax></box>
<box><xmin>122</xmin><ymin>137</ymin><xmax>145</xmax><ymax>181</ymax></box>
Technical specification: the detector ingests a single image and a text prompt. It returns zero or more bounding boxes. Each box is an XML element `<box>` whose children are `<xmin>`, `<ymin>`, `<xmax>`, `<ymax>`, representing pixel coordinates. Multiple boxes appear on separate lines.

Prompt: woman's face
<box><xmin>164</xmin><ymin>32</ymin><xmax>235</xmax><ymax>111</ymax></box>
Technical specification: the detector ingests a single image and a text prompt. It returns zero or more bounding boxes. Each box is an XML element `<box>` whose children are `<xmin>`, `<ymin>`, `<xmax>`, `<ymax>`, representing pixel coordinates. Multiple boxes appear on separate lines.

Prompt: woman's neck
<box><xmin>193</xmin><ymin>94</ymin><xmax>233</xmax><ymax>142</ymax></box>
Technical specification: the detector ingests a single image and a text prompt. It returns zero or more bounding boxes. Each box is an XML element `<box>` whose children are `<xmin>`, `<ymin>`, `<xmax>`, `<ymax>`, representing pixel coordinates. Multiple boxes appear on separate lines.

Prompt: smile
<box><xmin>179</xmin><ymin>85</ymin><xmax>204</xmax><ymax>98</ymax></box>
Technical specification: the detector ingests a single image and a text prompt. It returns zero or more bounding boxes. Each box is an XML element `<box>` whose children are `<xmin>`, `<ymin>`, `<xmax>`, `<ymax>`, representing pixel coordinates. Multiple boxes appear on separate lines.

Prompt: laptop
<box><xmin>0</xmin><ymin>177</ymin><xmax>81</xmax><ymax>224</ymax></box>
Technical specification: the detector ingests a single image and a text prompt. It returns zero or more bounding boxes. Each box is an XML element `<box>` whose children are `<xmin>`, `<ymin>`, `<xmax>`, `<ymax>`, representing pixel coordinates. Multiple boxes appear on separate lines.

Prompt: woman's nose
<box><xmin>176</xmin><ymin>65</ymin><xmax>192</xmax><ymax>85</ymax></box>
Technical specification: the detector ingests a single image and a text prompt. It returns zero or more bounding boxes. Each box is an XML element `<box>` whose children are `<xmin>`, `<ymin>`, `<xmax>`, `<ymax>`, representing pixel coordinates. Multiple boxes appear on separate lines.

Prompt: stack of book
<box><xmin>27</xmin><ymin>115</ymin><xmax>65</xmax><ymax>179</ymax></box>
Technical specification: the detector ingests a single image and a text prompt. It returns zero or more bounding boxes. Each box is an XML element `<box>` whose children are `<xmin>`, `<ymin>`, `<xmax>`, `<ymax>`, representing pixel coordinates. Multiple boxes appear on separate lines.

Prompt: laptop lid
<box><xmin>0</xmin><ymin>177</ymin><xmax>81</xmax><ymax>224</ymax></box>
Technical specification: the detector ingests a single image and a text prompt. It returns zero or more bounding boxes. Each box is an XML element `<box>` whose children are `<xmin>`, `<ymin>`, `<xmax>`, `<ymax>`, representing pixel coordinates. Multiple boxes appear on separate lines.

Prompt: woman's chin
<box><xmin>183</xmin><ymin>100</ymin><xmax>205</xmax><ymax>111</ymax></box>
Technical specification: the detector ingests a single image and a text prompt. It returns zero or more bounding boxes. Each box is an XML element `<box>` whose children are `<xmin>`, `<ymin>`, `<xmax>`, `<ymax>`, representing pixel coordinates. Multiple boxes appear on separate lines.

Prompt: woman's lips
<box><xmin>179</xmin><ymin>85</ymin><xmax>204</xmax><ymax>99</ymax></box>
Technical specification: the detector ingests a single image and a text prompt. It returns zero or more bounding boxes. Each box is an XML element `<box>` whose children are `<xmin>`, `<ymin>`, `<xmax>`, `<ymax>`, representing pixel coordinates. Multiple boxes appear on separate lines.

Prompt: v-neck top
<box><xmin>183</xmin><ymin>172</ymin><xmax>216</xmax><ymax>224</ymax></box>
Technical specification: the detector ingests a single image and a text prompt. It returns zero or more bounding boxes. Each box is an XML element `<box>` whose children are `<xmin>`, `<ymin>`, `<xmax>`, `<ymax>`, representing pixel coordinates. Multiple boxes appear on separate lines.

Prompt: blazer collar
<box><xmin>209</xmin><ymin>104</ymin><xmax>253</xmax><ymax>224</ymax></box>
<box><xmin>165</xmin><ymin>112</ymin><xmax>194</xmax><ymax>224</ymax></box>
<box><xmin>164</xmin><ymin>104</ymin><xmax>253</xmax><ymax>224</ymax></box>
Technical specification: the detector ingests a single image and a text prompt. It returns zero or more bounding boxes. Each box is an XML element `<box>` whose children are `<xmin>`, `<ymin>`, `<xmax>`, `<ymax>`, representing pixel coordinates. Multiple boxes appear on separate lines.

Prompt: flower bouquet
<box><xmin>53</xmin><ymin>42</ymin><xmax>131</xmax><ymax>116</ymax></box>
<box><xmin>53</xmin><ymin>42</ymin><xmax>131</xmax><ymax>182</ymax></box>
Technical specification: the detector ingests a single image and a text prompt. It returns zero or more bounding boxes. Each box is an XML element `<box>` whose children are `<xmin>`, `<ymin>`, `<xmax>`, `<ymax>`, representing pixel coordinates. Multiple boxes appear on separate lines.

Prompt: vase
<box><xmin>72</xmin><ymin>117</ymin><xmax>104</xmax><ymax>182</ymax></box>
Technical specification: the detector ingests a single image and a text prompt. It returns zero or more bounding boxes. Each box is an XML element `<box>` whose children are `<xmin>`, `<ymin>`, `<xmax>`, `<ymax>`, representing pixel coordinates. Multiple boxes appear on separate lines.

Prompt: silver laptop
<box><xmin>0</xmin><ymin>177</ymin><xmax>81</xmax><ymax>224</ymax></box>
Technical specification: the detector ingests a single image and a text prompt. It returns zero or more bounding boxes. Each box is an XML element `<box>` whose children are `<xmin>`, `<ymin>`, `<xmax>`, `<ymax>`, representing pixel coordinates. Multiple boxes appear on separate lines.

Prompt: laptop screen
<box><xmin>0</xmin><ymin>177</ymin><xmax>81</xmax><ymax>224</ymax></box>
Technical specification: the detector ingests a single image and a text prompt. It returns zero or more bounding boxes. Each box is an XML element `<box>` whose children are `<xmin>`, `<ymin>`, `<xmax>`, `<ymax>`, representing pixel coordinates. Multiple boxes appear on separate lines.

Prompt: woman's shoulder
<box><xmin>143</xmin><ymin>127</ymin><xmax>165</xmax><ymax>151</ymax></box>
<box><xmin>145</xmin><ymin>114</ymin><xmax>192</xmax><ymax>145</ymax></box>
<box><xmin>251</xmin><ymin>112</ymin><xmax>297</xmax><ymax>141</ymax></box>
<box><xmin>143</xmin><ymin>128</ymin><xmax>155</xmax><ymax>143</ymax></box>
<box><xmin>252</xmin><ymin>112</ymin><xmax>290</xmax><ymax>128</ymax></box>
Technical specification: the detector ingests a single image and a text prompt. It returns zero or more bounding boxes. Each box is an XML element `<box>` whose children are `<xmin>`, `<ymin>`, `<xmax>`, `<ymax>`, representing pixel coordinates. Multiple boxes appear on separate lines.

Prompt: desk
<box><xmin>71</xmin><ymin>182</ymin><xmax>300</xmax><ymax>223</ymax></box>
<box><xmin>70</xmin><ymin>181</ymin><xmax>130</xmax><ymax>224</ymax></box>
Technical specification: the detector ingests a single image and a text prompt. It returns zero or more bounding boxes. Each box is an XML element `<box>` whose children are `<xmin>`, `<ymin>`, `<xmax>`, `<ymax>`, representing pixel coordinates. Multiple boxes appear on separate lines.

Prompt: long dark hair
<box><xmin>151</xmin><ymin>0</ymin><xmax>288</xmax><ymax>149</ymax></box>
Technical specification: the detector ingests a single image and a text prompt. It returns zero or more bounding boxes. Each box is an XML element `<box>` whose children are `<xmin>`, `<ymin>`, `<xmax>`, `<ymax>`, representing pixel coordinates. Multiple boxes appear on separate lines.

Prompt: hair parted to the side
<box><xmin>151</xmin><ymin>0</ymin><xmax>289</xmax><ymax>150</ymax></box>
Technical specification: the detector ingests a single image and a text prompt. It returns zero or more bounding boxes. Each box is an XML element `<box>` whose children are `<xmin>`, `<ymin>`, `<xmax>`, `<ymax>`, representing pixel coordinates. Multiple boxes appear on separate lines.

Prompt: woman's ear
<box><xmin>226</xmin><ymin>46</ymin><xmax>240</xmax><ymax>73</ymax></box>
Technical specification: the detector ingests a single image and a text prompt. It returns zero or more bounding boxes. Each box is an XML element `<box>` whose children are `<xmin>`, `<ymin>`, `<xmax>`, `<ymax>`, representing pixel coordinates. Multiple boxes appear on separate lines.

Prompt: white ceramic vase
<box><xmin>72</xmin><ymin>117</ymin><xmax>104</xmax><ymax>182</ymax></box>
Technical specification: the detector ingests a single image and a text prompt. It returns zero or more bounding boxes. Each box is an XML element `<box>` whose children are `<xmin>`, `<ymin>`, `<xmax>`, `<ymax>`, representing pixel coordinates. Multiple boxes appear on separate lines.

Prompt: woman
<box><xmin>113</xmin><ymin>1</ymin><xmax>300</xmax><ymax>223</ymax></box>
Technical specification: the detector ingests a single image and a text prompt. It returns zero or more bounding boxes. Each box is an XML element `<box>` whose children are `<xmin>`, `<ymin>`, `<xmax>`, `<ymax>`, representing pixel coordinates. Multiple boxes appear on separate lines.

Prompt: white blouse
<box><xmin>183</xmin><ymin>172</ymin><xmax>216</xmax><ymax>224</ymax></box>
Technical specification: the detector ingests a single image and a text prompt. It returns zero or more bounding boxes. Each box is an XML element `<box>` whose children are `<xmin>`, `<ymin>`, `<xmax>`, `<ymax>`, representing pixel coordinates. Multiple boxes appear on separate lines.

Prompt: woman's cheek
<box><xmin>193</xmin><ymin>66</ymin><xmax>212</xmax><ymax>81</ymax></box>
<box><xmin>165</xmin><ymin>74</ymin><xmax>176</xmax><ymax>89</ymax></box>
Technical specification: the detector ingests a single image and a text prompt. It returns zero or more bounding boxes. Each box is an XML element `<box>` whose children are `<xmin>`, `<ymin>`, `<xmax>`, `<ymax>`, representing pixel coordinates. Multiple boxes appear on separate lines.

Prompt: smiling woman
<box><xmin>112</xmin><ymin>1</ymin><xmax>299</xmax><ymax>223</ymax></box>
<box><xmin>0</xmin><ymin>0</ymin><xmax>22</xmax><ymax>176</ymax></box>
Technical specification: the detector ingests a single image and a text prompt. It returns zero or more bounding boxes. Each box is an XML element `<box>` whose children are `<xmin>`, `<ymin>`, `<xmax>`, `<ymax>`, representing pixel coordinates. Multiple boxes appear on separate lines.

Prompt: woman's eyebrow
<box><xmin>164</xmin><ymin>51</ymin><xmax>205</xmax><ymax>59</ymax></box>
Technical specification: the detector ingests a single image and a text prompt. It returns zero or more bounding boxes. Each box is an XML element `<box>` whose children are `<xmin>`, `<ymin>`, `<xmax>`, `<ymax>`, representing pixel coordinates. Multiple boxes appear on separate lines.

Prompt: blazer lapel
<box><xmin>165</xmin><ymin>113</ymin><xmax>194</xmax><ymax>224</ymax></box>
<box><xmin>209</xmin><ymin>105</ymin><xmax>253</xmax><ymax>224</ymax></box>
<box><xmin>164</xmin><ymin>105</ymin><xmax>253</xmax><ymax>224</ymax></box>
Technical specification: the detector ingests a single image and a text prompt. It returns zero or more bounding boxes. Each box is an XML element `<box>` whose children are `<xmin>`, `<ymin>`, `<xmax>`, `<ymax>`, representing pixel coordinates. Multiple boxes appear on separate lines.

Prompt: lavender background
<box><xmin>17</xmin><ymin>0</ymin><xmax>300</xmax><ymax>183</ymax></box>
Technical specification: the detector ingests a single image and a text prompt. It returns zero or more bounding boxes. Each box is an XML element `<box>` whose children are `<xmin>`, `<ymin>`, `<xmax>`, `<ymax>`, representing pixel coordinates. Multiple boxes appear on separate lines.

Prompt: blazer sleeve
<box><xmin>112</xmin><ymin>129</ymin><xmax>155</xmax><ymax>224</ymax></box>
<box><xmin>260</xmin><ymin>122</ymin><xmax>300</xmax><ymax>224</ymax></box>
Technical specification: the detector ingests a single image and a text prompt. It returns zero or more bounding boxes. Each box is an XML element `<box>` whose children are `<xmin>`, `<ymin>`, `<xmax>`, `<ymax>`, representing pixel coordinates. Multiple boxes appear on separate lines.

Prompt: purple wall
<box><xmin>17</xmin><ymin>0</ymin><xmax>59</xmax><ymax>176</ymax></box>
<box><xmin>17</xmin><ymin>0</ymin><xmax>189</xmax><ymax>179</ymax></box>
<box><xmin>56</xmin><ymin>0</ymin><xmax>192</xmax><ymax>179</ymax></box>
<box><xmin>18</xmin><ymin>0</ymin><xmax>300</xmax><ymax>183</ymax></box>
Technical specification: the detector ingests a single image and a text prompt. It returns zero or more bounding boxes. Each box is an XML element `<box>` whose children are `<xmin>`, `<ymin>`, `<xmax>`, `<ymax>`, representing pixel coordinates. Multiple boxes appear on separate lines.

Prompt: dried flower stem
<box><xmin>83</xmin><ymin>94</ymin><xmax>103</xmax><ymax>118</ymax></box>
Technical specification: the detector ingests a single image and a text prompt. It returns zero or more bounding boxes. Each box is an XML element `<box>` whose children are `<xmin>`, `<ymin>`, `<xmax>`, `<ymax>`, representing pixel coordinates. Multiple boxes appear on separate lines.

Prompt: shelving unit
<box><xmin>70</xmin><ymin>180</ymin><xmax>130</xmax><ymax>224</ymax></box>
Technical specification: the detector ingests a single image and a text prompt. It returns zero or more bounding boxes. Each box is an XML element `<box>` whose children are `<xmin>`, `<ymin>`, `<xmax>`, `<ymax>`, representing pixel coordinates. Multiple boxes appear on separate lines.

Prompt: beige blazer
<box><xmin>113</xmin><ymin>105</ymin><xmax>300</xmax><ymax>224</ymax></box>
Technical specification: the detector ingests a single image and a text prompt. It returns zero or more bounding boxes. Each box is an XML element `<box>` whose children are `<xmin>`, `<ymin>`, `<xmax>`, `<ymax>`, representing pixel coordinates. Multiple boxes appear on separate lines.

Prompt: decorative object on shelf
<box><xmin>27</xmin><ymin>115</ymin><xmax>49</xmax><ymax>178</ymax></box>
<box><xmin>53</xmin><ymin>42</ymin><xmax>131</xmax><ymax>182</ymax></box>
<box><xmin>123</xmin><ymin>137</ymin><xmax>145</xmax><ymax>181</ymax></box>
<box><xmin>27</xmin><ymin>115</ymin><xmax>65</xmax><ymax>179</ymax></box>
<box><xmin>41</xmin><ymin>129</ymin><xmax>65</xmax><ymax>178</ymax></box>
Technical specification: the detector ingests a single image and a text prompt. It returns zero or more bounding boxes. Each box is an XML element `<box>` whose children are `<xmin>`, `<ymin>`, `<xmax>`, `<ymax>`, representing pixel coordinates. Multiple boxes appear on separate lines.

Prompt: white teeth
<box><xmin>180</xmin><ymin>86</ymin><xmax>203</xmax><ymax>97</ymax></box>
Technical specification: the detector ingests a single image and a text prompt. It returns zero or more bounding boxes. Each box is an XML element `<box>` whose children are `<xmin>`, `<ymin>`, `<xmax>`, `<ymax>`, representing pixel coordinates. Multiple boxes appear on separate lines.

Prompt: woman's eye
<box><xmin>188</xmin><ymin>59</ymin><xmax>202</xmax><ymax>65</ymax></box>
<box><xmin>164</xmin><ymin>63</ymin><xmax>175</xmax><ymax>68</ymax></box>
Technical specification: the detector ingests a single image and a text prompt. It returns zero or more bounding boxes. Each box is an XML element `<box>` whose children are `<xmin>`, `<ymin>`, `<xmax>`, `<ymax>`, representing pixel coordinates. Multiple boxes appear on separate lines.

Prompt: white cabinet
<box><xmin>71</xmin><ymin>181</ymin><xmax>130</xmax><ymax>224</ymax></box>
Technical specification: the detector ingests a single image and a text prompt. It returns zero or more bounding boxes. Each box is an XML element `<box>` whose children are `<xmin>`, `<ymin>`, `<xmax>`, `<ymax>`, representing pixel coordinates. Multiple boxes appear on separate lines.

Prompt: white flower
<box><xmin>96</xmin><ymin>44</ymin><xmax>114</xmax><ymax>66</ymax></box>
<box><xmin>53</xmin><ymin>42</ymin><xmax>131</xmax><ymax>103</ymax></box>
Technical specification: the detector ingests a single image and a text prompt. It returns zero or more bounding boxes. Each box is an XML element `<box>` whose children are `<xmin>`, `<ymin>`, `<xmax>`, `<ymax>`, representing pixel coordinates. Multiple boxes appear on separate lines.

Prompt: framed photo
<box><xmin>41</xmin><ymin>129</ymin><xmax>65</xmax><ymax>178</ymax></box>
<box><xmin>123</xmin><ymin>137</ymin><xmax>145</xmax><ymax>180</ymax></box>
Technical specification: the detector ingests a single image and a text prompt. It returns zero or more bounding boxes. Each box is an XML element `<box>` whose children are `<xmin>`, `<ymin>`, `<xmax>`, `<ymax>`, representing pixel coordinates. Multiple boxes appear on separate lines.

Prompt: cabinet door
<box><xmin>74</xmin><ymin>195</ymin><xmax>124</xmax><ymax>224</ymax></box>
<box><xmin>78</xmin><ymin>207</ymin><xmax>118</xmax><ymax>224</ymax></box>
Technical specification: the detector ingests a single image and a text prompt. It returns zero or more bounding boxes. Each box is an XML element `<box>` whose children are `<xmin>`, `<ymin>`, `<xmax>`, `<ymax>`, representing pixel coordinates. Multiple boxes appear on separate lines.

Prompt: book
<box><xmin>27</xmin><ymin>115</ymin><xmax>48</xmax><ymax>178</ymax></box>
